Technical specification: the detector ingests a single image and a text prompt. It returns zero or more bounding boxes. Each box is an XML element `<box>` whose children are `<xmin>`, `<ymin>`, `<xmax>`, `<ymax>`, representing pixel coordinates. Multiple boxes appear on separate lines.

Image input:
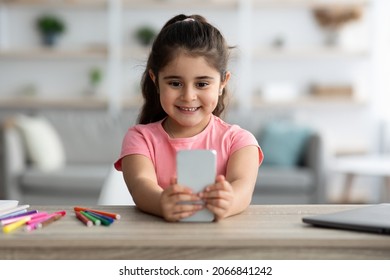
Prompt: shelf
<box><xmin>0</xmin><ymin>47</ymin><xmax>108</xmax><ymax>60</ymax></box>
<box><xmin>0</xmin><ymin>96</ymin><xmax>110</xmax><ymax>110</ymax></box>
<box><xmin>252</xmin><ymin>47</ymin><xmax>370</xmax><ymax>60</ymax></box>
<box><xmin>2</xmin><ymin>0</ymin><xmax>370</xmax><ymax>8</ymax></box>
<box><xmin>0</xmin><ymin>95</ymin><xmax>145</xmax><ymax>110</ymax></box>
<box><xmin>1</xmin><ymin>46</ymin><xmax>367</xmax><ymax>61</ymax></box>
<box><xmin>122</xmin><ymin>0</ymin><xmax>238</xmax><ymax>9</ymax></box>
<box><xmin>122</xmin><ymin>46</ymin><xmax>149</xmax><ymax>60</ymax></box>
<box><xmin>253</xmin><ymin>0</ymin><xmax>370</xmax><ymax>8</ymax></box>
<box><xmin>251</xmin><ymin>96</ymin><xmax>367</xmax><ymax>109</ymax></box>
<box><xmin>1</xmin><ymin>0</ymin><xmax>108</xmax><ymax>8</ymax></box>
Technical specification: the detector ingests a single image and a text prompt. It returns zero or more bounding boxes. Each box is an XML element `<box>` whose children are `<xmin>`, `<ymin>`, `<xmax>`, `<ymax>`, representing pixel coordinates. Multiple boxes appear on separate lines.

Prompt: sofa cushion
<box><xmin>42</xmin><ymin>110</ymin><xmax>138</xmax><ymax>165</ymax></box>
<box><xmin>14</xmin><ymin>114</ymin><xmax>66</xmax><ymax>171</ymax></box>
<box><xmin>256</xmin><ymin>166</ymin><xmax>314</xmax><ymax>192</ymax></box>
<box><xmin>259</xmin><ymin>121</ymin><xmax>312</xmax><ymax>167</ymax></box>
<box><xmin>20</xmin><ymin>164</ymin><xmax>110</xmax><ymax>194</ymax></box>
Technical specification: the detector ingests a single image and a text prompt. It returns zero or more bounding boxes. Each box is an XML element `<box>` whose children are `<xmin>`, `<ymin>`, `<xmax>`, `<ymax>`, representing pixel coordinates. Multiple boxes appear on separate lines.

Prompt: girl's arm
<box><xmin>200</xmin><ymin>145</ymin><xmax>260</xmax><ymax>220</ymax></box>
<box><xmin>121</xmin><ymin>155</ymin><xmax>203</xmax><ymax>221</ymax></box>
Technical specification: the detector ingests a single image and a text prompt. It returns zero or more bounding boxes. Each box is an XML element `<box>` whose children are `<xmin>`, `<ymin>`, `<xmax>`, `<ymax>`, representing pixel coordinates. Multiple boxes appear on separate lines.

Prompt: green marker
<box><xmin>80</xmin><ymin>211</ymin><xmax>101</xmax><ymax>226</ymax></box>
<box><xmin>85</xmin><ymin>211</ymin><xmax>114</xmax><ymax>226</ymax></box>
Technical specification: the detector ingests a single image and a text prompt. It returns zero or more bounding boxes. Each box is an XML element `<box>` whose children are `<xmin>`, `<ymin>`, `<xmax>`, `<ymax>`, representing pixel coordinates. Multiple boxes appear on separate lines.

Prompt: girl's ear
<box><xmin>149</xmin><ymin>69</ymin><xmax>156</xmax><ymax>84</ymax></box>
<box><xmin>223</xmin><ymin>71</ymin><xmax>231</xmax><ymax>84</ymax></box>
<box><xmin>220</xmin><ymin>71</ymin><xmax>231</xmax><ymax>93</ymax></box>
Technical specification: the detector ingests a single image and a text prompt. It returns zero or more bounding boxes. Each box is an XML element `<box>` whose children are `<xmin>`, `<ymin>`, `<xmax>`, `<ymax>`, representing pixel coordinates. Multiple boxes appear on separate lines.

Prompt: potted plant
<box><xmin>87</xmin><ymin>67</ymin><xmax>103</xmax><ymax>96</ymax></box>
<box><xmin>134</xmin><ymin>25</ymin><xmax>156</xmax><ymax>46</ymax></box>
<box><xmin>36</xmin><ymin>14</ymin><xmax>66</xmax><ymax>47</ymax></box>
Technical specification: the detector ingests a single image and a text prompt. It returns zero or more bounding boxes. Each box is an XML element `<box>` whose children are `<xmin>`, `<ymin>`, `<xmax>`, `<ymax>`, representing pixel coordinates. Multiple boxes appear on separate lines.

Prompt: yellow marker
<box><xmin>2</xmin><ymin>217</ymin><xmax>30</xmax><ymax>234</ymax></box>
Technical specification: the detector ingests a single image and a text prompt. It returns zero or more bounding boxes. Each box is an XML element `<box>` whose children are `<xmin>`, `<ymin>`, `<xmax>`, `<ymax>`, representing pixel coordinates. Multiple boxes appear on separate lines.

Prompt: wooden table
<box><xmin>1</xmin><ymin>205</ymin><xmax>390</xmax><ymax>260</ymax></box>
<box><xmin>332</xmin><ymin>155</ymin><xmax>390</xmax><ymax>203</ymax></box>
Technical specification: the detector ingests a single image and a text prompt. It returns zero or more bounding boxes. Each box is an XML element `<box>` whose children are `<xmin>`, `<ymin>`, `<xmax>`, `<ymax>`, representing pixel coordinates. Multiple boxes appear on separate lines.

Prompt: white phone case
<box><xmin>176</xmin><ymin>149</ymin><xmax>216</xmax><ymax>222</ymax></box>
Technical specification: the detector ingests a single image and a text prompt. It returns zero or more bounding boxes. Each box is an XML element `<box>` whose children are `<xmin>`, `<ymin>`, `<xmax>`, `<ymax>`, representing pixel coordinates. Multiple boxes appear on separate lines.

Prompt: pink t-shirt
<box><xmin>114</xmin><ymin>115</ymin><xmax>263</xmax><ymax>189</ymax></box>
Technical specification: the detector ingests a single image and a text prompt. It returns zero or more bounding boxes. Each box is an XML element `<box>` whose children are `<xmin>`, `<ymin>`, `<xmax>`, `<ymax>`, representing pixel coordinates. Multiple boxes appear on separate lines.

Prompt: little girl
<box><xmin>115</xmin><ymin>14</ymin><xmax>263</xmax><ymax>222</ymax></box>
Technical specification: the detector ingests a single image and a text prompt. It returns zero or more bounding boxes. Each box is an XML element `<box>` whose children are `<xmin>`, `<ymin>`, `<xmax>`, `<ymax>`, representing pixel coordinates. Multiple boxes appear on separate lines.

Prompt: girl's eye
<box><xmin>168</xmin><ymin>81</ymin><xmax>182</xmax><ymax>88</ymax></box>
<box><xmin>196</xmin><ymin>82</ymin><xmax>209</xmax><ymax>88</ymax></box>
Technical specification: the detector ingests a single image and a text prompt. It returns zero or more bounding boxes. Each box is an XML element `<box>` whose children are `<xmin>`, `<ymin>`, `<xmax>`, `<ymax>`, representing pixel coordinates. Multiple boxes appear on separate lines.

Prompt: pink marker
<box><xmin>25</xmin><ymin>213</ymin><xmax>56</xmax><ymax>231</ymax></box>
<box><xmin>1</xmin><ymin>212</ymin><xmax>47</xmax><ymax>226</ymax></box>
<box><xmin>25</xmin><ymin>211</ymin><xmax>66</xmax><ymax>231</ymax></box>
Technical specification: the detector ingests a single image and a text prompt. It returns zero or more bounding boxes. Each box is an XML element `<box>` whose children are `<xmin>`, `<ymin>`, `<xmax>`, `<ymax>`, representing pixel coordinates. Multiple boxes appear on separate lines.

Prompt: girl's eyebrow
<box><xmin>162</xmin><ymin>75</ymin><xmax>215</xmax><ymax>80</ymax></box>
<box><xmin>163</xmin><ymin>75</ymin><xmax>181</xmax><ymax>80</ymax></box>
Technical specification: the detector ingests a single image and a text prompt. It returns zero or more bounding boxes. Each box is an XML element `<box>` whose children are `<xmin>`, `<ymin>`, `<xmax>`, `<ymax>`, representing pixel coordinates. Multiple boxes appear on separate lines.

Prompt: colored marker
<box><xmin>74</xmin><ymin>206</ymin><xmax>121</xmax><ymax>220</ymax></box>
<box><xmin>85</xmin><ymin>211</ymin><xmax>114</xmax><ymax>226</ymax></box>
<box><xmin>25</xmin><ymin>211</ymin><xmax>66</xmax><ymax>231</ymax></box>
<box><xmin>0</xmin><ymin>205</ymin><xmax>30</xmax><ymax>219</ymax></box>
<box><xmin>1</xmin><ymin>211</ymin><xmax>46</xmax><ymax>226</ymax></box>
<box><xmin>25</xmin><ymin>213</ymin><xmax>56</xmax><ymax>231</ymax></box>
<box><xmin>3</xmin><ymin>217</ymin><xmax>30</xmax><ymax>233</ymax></box>
<box><xmin>75</xmin><ymin>211</ymin><xmax>93</xmax><ymax>227</ymax></box>
<box><xmin>37</xmin><ymin>213</ymin><xmax>63</xmax><ymax>229</ymax></box>
<box><xmin>80</xmin><ymin>211</ymin><xmax>101</xmax><ymax>226</ymax></box>
<box><xmin>0</xmin><ymin>210</ymin><xmax>38</xmax><ymax>222</ymax></box>
<box><xmin>26</xmin><ymin>213</ymin><xmax>55</xmax><ymax>225</ymax></box>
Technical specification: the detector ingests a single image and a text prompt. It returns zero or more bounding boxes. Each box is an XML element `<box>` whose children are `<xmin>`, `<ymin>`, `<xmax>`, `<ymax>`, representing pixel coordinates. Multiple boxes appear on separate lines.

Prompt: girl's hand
<box><xmin>199</xmin><ymin>175</ymin><xmax>234</xmax><ymax>221</ymax></box>
<box><xmin>160</xmin><ymin>177</ymin><xmax>204</xmax><ymax>222</ymax></box>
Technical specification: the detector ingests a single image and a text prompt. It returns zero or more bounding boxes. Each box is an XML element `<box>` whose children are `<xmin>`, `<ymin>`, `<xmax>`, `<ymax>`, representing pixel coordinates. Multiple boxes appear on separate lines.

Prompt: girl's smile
<box><xmin>176</xmin><ymin>106</ymin><xmax>200</xmax><ymax>113</ymax></box>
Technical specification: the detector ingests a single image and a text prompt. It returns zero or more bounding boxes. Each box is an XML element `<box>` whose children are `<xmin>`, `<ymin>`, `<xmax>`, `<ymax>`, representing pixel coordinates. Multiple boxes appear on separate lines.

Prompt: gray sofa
<box><xmin>0</xmin><ymin>109</ymin><xmax>139</xmax><ymax>205</ymax></box>
<box><xmin>253</xmin><ymin>133</ymin><xmax>324</xmax><ymax>204</ymax></box>
<box><xmin>0</xmin><ymin>108</ymin><xmax>325</xmax><ymax>205</ymax></box>
<box><xmin>225</xmin><ymin>110</ymin><xmax>325</xmax><ymax>204</ymax></box>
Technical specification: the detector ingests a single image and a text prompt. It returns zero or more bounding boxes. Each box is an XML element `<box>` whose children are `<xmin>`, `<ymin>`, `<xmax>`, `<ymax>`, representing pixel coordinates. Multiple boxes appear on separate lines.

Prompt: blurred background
<box><xmin>1</xmin><ymin>0</ymin><xmax>390</xmax><ymax>205</ymax></box>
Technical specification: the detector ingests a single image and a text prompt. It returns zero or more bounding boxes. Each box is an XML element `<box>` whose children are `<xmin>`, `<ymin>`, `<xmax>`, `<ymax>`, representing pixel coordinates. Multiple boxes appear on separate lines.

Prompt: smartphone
<box><xmin>176</xmin><ymin>149</ymin><xmax>216</xmax><ymax>222</ymax></box>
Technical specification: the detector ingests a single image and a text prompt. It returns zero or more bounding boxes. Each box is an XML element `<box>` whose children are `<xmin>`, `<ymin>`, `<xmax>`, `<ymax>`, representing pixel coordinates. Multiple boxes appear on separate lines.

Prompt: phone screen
<box><xmin>176</xmin><ymin>149</ymin><xmax>216</xmax><ymax>222</ymax></box>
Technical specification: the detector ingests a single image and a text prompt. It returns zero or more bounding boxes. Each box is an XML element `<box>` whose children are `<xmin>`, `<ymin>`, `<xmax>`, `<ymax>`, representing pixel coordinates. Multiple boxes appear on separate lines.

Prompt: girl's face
<box><xmin>151</xmin><ymin>52</ymin><xmax>230</xmax><ymax>138</ymax></box>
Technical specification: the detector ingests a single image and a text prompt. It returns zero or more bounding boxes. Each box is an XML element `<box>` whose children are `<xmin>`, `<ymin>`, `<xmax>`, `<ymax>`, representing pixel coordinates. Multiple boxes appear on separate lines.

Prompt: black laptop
<box><xmin>302</xmin><ymin>204</ymin><xmax>390</xmax><ymax>234</ymax></box>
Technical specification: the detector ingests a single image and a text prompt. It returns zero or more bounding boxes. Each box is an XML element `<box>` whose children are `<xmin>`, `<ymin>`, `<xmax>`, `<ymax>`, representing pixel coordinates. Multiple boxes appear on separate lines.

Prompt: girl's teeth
<box><xmin>180</xmin><ymin>107</ymin><xmax>197</xmax><ymax>112</ymax></box>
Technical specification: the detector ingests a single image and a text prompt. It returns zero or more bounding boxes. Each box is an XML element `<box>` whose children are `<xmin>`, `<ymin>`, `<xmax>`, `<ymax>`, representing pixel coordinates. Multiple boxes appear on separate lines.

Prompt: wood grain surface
<box><xmin>1</xmin><ymin>205</ymin><xmax>389</xmax><ymax>259</ymax></box>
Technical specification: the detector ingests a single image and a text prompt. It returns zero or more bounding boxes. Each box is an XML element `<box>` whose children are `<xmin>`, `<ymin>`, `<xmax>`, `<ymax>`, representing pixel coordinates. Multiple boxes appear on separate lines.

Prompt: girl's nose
<box><xmin>181</xmin><ymin>86</ymin><xmax>197</xmax><ymax>101</ymax></box>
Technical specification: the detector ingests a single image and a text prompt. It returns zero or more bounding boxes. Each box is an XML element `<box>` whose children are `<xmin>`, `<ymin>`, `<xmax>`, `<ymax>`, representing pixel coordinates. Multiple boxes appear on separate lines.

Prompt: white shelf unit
<box><xmin>0</xmin><ymin>0</ymin><xmax>373</xmax><ymax>114</ymax></box>
<box><xmin>244</xmin><ymin>0</ymin><xmax>371</xmax><ymax>111</ymax></box>
<box><xmin>0</xmin><ymin>0</ymin><xmax>116</xmax><ymax>110</ymax></box>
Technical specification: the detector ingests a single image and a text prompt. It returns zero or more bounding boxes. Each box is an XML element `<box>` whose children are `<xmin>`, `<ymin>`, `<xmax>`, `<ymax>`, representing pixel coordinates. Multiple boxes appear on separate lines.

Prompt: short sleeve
<box><xmin>230</xmin><ymin>126</ymin><xmax>263</xmax><ymax>166</ymax></box>
<box><xmin>114</xmin><ymin>126</ymin><xmax>151</xmax><ymax>171</ymax></box>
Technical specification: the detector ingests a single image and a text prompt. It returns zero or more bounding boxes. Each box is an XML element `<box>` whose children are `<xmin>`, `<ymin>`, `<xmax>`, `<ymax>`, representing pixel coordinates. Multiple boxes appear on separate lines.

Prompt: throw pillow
<box><xmin>14</xmin><ymin>114</ymin><xmax>66</xmax><ymax>171</ymax></box>
<box><xmin>259</xmin><ymin>121</ymin><xmax>312</xmax><ymax>167</ymax></box>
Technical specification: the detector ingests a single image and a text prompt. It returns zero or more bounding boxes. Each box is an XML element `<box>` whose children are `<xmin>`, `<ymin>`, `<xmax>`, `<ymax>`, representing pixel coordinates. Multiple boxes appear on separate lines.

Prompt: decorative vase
<box><xmin>324</xmin><ymin>28</ymin><xmax>339</xmax><ymax>46</ymax></box>
<box><xmin>41</xmin><ymin>32</ymin><xmax>58</xmax><ymax>47</ymax></box>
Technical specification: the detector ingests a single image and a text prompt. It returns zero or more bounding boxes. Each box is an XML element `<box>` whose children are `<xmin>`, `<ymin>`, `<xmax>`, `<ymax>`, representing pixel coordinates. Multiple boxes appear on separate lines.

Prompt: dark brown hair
<box><xmin>138</xmin><ymin>14</ymin><xmax>232</xmax><ymax>124</ymax></box>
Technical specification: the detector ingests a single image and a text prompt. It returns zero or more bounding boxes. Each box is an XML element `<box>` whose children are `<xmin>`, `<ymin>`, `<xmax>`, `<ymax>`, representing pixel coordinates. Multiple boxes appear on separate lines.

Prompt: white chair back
<box><xmin>98</xmin><ymin>167</ymin><xmax>135</xmax><ymax>205</ymax></box>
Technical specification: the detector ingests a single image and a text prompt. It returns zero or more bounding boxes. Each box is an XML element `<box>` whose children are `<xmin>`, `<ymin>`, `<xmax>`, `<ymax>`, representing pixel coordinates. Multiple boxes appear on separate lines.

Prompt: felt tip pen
<box><xmin>85</xmin><ymin>211</ymin><xmax>114</xmax><ymax>226</ymax></box>
<box><xmin>25</xmin><ymin>211</ymin><xmax>66</xmax><ymax>231</ymax></box>
<box><xmin>75</xmin><ymin>211</ymin><xmax>93</xmax><ymax>227</ymax></box>
<box><xmin>80</xmin><ymin>211</ymin><xmax>101</xmax><ymax>226</ymax></box>
<box><xmin>0</xmin><ymin>209</ymin><xmax>38</xmax><ymax>222</ymax></box>
<box><xmin>1</xmin><ymin>211</ymin><xmax>47</xmax><ymax>226</ymax></box>
<box><xmin>3</xmin><ymin>217</ymin><xmax>30</xmax><ymax>234</ymax></box>
<box><xmin>26</xmin><ymin>213</ymin><xmax>55</xmax><ymax>225</ymax></box>
<box><xmin>0</xmin><ymin>205</ymin><xmax>30</xmax><ymax>219</ymax></box>
<box><xmin>36</xmin><ymin>211</ymin><xmax>66</xmax><ymax>228</ymax></box>
<box><xmin>25</xmin><ymin>213</ymin><xmax>56</xmax><ymax>231</ymax></box>
<box><xmin>74</xmin><ymin>206</ymin><xmax>121</xmax><ymax>220</ymax></box>
<box><xmin>37</xmin><ymin>213</ymin><xmax>64</xmax><ymax>229</ymax></box>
